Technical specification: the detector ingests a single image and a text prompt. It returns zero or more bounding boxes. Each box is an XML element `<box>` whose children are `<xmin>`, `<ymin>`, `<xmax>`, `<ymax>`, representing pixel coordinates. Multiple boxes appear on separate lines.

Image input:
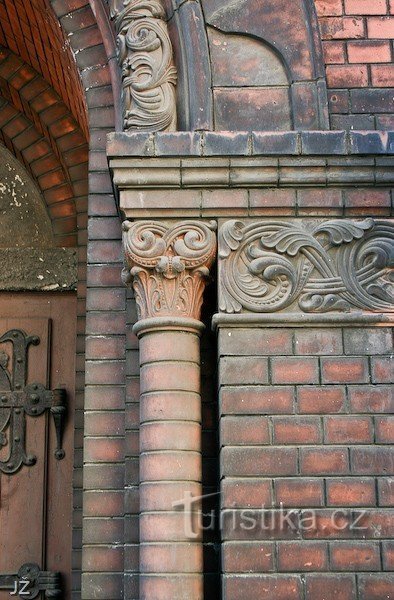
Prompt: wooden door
<box><xmin>0</xmin><ymin>293</ymin><xmax>76</xmax><ymax>599</ymax></box>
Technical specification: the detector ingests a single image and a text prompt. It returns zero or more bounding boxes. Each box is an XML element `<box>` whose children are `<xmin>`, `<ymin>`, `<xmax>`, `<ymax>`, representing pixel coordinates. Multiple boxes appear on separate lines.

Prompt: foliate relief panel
<box><xmin>218</xmin><ymin>219</ymin><xmax>394</xmax><ymax>314</ymax></box>
<box><xmin>110</xmin><ymin>0</ymin><xmax>177</xmax><ymax>131</ymax></box>
<box><xmin>122</xmin><ymin>220</ymin><xmax>217</xmax><ymax>320</ymax></box>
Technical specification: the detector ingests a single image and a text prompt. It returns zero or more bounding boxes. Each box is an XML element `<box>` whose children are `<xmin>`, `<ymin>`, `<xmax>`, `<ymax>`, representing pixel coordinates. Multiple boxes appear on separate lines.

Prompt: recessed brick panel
<box><xmin>219</xmin><ymin>321</ymin><xmax>393</xmax><ymax>598</ymax></box>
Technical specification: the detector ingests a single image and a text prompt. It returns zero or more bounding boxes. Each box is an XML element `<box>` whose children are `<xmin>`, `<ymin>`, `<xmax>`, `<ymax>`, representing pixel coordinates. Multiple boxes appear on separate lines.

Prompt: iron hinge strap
<box><xmin>0</xmin><ymin>563</ymin><xmax>61</xmax><ymax>598</ymax></box>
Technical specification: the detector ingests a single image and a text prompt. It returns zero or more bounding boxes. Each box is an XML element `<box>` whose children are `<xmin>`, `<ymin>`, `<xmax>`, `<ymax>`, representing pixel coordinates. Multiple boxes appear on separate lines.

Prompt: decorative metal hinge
<box><xmin>0</xmin><ymin>329</ymin><xmax>67</xmax><ymax>475</ymax></box>
<box><xmin>0</xmin><ymin>563</ymin><xmax>61</xmax><ymax>598</ymax></box>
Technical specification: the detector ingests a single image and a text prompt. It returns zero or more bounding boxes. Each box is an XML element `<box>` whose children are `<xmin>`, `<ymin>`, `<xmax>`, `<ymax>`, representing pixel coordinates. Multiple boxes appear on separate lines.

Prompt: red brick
<box><xmin>347</xmin><ymin>40</ymin><xmax>392</xmax><ymax>62</ymax></box>
<box><xmin>273</xmin><ymin>417</ymin><xmax>322</xmax><ymax>444</ymax></box>
<box><xmin>83</xmin><ymin>464</ymin><xmax>124</xmax><ymax>490</ymax></box>
<box><xmin>86</xmin><ymin>288</ymin><xmax>125</xmax><ymax>311</ymax></box>
<box><xmin>355</xmin><ymin>510</ymin><xmax>394</xmax><ymax>537</ymax></box>
<box><xmin>222</xmin><ymin>479</ymin><xmax>272</xmax><ymax>509</ymax></box>
<box><xmin>224</xmin><ymin>575</ymin><xmax>302</xmax><ymax>600</ymax></box>
<box><xmin>382</xmin><ymin>541</ymin><xmax>394</xmax><ymax>570</ymax></box>
<box><xmin>297</xmin><ymin>188</ymin><xmax>343</xmax><ymax>208</ymax></box>
<box><xmin>323</xmin><ymin>41</ymin><xmax>346</xmax><ymax>63</ymax></box>
<box><xmin>85</xmin><ymin>412</ymin><xmax>125</xmax><ymax>437</ymax></box>
<box><xmin>221</xmin><ymin>416</ymin><xmax>270</xmax><ymax>445</ymax></box>
<box><xmin>351</xmin><ymin>447</ymin><xmax>394</xmax><ymax>475</ymax></box>
<box><xmin>367</xmin><ymin>16</ymin><xmax>394</xmax><ymax>37</ymax></box>
<box><xmin>321</xmin><ymin>357</ymin><xmax>369</xmax><ymax>383</ymax></box>
<box><xmin>82</xmin><ymin>546</ymin><xmax>124</xmax><ymax>572</ymax></box>
<box><xmin>371</xmin><ymin>357</ymin><xmax>393</xmax><ymax>383</ymax></box>
<box><xmin>375</xmin><ymin>416</ymin><xmax>394</xmax><ymax>443</ymax></box>
<box><xmin>220</xmin><ymin>386</ymin><xmax>294</xmax><ymax>415</ymax></box>
<box><xmin>305</xmin><ymin>574</ymin><xmax>356</xmax><ymax>600</ymax></box>
<box><xmin>319</xmin><ymin>17</ymin><xmax>365</xmax><ymax>40</ymax></box>
<box><xmin>222</xmin><ymin>447</ymin><xmax>297</xmax><ymax>477</ymax></box>
<box><xmin>271</xmin><ymin>358</ymin><xmax>319</xmax><ymax>384</ymax></box>
<box><xmin>220</xmin><ymin>356</ymin><xmax>268</xmax><ymax>385</ymax></box>
<box><xmin>219</xmin><ymin>328</ymin><xmax>293</xmax><ymax>355</ymax></box>
<box><xmin>275</xmin><ymin>478</ymin><xmax>325</xmax><ymax>507</ymax></box>
<box><xmin>345</xmin><ymin>0</ymin><xmax>387</xmax><ymax>15</ymax></box>
<box><xmin>278</xmin><ymin>541</ymin><xmax>328</xmax><ymax>571</ymax></box>
<box><xmin>294</xmin><ymin>329</ymin><xmax>343</xmax><ymax>355</ymax></box>
<box><xmin>371</xmin><ymin>64</ymin><xmax>394</xmax><ymax>86</ymax></box>
<box><xmin>84</xmin><ymin>437</ymin><xmax>124</xmax><ymax>463</ymax></box>
<box><xmin>326</xmin><ymin>65</ymin><xmax>368</xmax><ymax>87</ymax></box>
<box><xmin>85</xmin><ymin>361</ymin><xmax>125</xmax><ymax>386</ymax></box>
<box><xmin>300</xmin><ymin>448</ymin><xmax>349</xmax><ymax>475</ymax></box>
<box><xmin>318</xmin><ymin>0</ymin><xmax>344</xmax><ymax>15</ymax></box>
<box><xmin>249</xmin><ymin>189</ymin><xmax>296</xmax><ymax>209</ymax></box>
<box><xmin>88</xmin><ymin>240</ymin><xmax>123</xmax><ymax>264</ymax></box>
<box><xmin>222</xmin><ymin>542</ymin><xmax>274</xmax><ymax>573</ymax></box>
<box><xmin>324</xmin><ymin>416</ymin><xmax>373</xmax><ymax>444</ymax></box>
<box><xmin>330</xmin><ymin>542</ymin><xmax>380</xmax><ymax>571</ymax></box>
<box><xmin>303</xmin><ymin>509</ymin><xmax>357</xmax><ymax>540</ymax></box>
<box><xmin>329</xmin><ymin>89</ymin><xmax>350</xmax><ymax>112</ymax></box>
<box><xmin>358</xmin><ymin>574</ymin><xmax>394</xmax><ymax>600</ymax></box>
<box><xmin>326</xmin><ymin>478</ymin><xmax>376</xmax><ymax>507</ymax></box>
<box><xmin>84</xmin><ymin>491</ymin><xmax>124</xmax><ymax>517</ymax></box>
<box><xmin>85</xmin><ymin>385</ymin><xmax>125</xmax><ymax>411</ymax></box>
<box><xmin>348</xmin><ymin>385</ymin><xmax>393</xmax><ymax>413</ymax></box>
<box><xmin>344</xmin><ymin>189</ymin><xmax>391</xmax><ymax>207</ymax></box>
<box><xmin>82</xmin><ymin>573</ymin><xmax>123</xmax><ymax>598</ymax></box>
<box><xmin>378</xmin><ymin>478</ymin><xmax>394</xmax><ymax>507</ymax></box>
<box><xmin>298</xmin><ymin>386</ymin><xmax>346</xmax><ymax>414</ymax></box>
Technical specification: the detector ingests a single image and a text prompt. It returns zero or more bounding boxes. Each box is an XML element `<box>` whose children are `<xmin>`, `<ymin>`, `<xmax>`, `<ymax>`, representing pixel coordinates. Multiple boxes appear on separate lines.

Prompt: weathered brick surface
<box><xmin>315</xmin><ymin>0</ymin><xmax>394</xmax><ymax>129</ymax></box>
<box><xmin>219</xmin><ymin>324</ymin><xmax>393</xmax><ymax>599</ymax></box>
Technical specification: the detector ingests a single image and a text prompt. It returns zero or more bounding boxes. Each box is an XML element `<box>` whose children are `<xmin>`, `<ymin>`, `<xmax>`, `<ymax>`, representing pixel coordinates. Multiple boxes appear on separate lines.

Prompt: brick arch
<box><xmin>49</xmin><ymin>0</ymin><xmax>121</xmax><ymax>130</ymax></box>
<box><xmin>0</xmin><ymin>97</ymin><xmax>79</xmax><ymax>245</ymax></box>
<box><xmin>0</xmin><ymin>48</ymin><xmax>89</xmax><ymax>246</ymax></box>
<box><xmin>0</xmin><ymin>0</ymin><xmax>89</xmax><ymax>138</ymax></box>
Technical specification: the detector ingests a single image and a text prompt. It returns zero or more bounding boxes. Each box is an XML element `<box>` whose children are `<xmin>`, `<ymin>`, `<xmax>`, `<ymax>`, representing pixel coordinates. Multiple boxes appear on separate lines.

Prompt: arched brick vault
<box><xmin>0</xmin><ymin>48</ymin><xmax>89</xmax><ymax>245</ymax></box>
<box><xmin>0</xmin><ymin>0</ymin><xmax>89</xmax><ymax>139</ymax></box>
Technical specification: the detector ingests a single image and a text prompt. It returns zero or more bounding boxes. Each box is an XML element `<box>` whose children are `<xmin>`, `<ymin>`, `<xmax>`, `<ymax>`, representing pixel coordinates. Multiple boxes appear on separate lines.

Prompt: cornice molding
<box><xmin>122</xmin><ymin>220</ymin><xmax>217</xmax><ymax>320</ymax></box>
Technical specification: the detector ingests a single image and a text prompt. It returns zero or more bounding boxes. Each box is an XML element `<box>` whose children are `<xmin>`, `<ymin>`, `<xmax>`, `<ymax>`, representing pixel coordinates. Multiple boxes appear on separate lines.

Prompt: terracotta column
<box><xmin>122</xmin><ymin>220</ymin><xmax>217</xmax><ymax>600</ymax></box>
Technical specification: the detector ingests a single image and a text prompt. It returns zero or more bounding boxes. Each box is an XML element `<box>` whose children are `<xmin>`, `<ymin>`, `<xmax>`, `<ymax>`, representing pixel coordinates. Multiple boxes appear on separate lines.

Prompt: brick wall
<box><xmin>315</xmin><ymin>0</ymin><xmax>394</xmax><ymax>129</ymax></box>
<box><xmin>218</xmin><ymin>324</ymin><xmax>393</xmax><ymax>600</ymax></box>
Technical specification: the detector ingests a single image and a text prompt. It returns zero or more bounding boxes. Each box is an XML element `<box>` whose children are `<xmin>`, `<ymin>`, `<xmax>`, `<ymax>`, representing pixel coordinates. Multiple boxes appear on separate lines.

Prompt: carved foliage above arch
<box><xmin>109</xmin><ymin>0</ymin><xmax>178</xmax><ymax>132</ymax></box>
<box><xmin>219</xmin><ymin>219</ymin><xmax>394</xmax><ymax>314</ymax></box>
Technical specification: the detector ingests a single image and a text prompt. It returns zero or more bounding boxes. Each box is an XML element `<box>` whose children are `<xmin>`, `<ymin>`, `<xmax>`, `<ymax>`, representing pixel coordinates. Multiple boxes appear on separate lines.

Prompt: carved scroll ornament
<box><xmin>219</xmin><ymin>219</ymin><xmax>394</xmax><ymax>314</ymax></box>
<box><xmin>110</xmin><ymin>0</ymin><xmax>177</xmax><ymax>131</ymax></box>
<box><xmin>122</xmin><ymin>220</ymin><xmax>217</xmax><ymax>320</ymax></box>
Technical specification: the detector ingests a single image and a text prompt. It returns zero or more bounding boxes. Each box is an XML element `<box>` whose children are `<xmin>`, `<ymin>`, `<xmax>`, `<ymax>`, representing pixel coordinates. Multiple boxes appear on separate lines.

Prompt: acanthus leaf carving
<box><xmin>110</xmin><ymin>0</ymin><xmax>177</xmax><ymax>132</ymax></box>
<box><xmin>218</xmin><ymin>218</ymin><xmax>394</xmax><ymax>314</ymax></box>
<box><xmin>123</xmin><ymin>220</ymin><xmax>217</xmax><ymax>320</ymax></box>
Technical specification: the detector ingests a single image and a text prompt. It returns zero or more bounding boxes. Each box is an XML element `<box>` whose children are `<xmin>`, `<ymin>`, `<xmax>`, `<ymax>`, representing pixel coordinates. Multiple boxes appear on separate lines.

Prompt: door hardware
<box><xmin>0</xmin><ymin>563</ymin><xmax>61</xmax><ymax>598</ymax></box>
<box><xmin>0</xmin><ymin>329</ymin><xmax>66</xmax><ymax>474</ymax></box>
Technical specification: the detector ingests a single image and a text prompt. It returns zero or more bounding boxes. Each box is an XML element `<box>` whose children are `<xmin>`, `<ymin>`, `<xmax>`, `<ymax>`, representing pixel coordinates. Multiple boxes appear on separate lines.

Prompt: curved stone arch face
<box><xmin>0</xmin><ymin>144</ymin><xmax>54</xmax><ymax>248</ymax></box>
<box><xmin>207</xmin><ymin>26</ymin><xmax>292</xmax><ymax>130</ymax></box>
<box><xmin>166</xmin><ymin>0</ymin><xmax>329</xmax><ymax>130</ymax></box>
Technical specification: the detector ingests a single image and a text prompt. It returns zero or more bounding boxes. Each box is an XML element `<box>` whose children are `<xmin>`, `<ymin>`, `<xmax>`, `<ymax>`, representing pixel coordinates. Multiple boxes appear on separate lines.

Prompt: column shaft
<box><xmin>137</xmin><ymin>322</ymin><xmax>204</xmax><ymax>600</ymax></box>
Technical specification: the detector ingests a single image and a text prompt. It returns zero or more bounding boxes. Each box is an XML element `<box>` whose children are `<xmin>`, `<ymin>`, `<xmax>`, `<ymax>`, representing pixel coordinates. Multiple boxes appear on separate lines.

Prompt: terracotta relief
<box><xmin>219</xmin><ymin>219</ymin><xmax>394</xmax><ymax>314</ymax></box>
<box><xmin>122</xmin><ymin>220</ymin><xmax>217</xmax><ymax>320</ymax></box>
<box><xmin>110</xmin><ymin>0</ymin><xmax>177</xmax><ymax>131</ymax></box>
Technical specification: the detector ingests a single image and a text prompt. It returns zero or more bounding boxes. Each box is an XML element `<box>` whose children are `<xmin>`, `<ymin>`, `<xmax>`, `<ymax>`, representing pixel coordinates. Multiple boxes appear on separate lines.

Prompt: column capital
<box><xmin>122</xmin><ymin>220</ymin><xmax>217</xmax><ymax>321</ymax></box>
